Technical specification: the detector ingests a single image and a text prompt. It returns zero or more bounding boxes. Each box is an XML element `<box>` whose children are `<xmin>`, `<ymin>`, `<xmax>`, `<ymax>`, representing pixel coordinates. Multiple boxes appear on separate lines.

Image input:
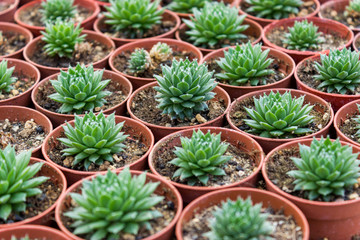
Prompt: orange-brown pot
<box><xmin>0</xmin><ymin>225</ymin><xmax>71</xmax><ymax>240</ymax></box>
<box><xmin>0</xmin><ymin>22</ymin><xmax>32</xmax><ymax>59</ymax></box>
<box><xmin>0</xmin><ymin>0</ymin><xmax>19</xmax><ymax>22</ymax></box>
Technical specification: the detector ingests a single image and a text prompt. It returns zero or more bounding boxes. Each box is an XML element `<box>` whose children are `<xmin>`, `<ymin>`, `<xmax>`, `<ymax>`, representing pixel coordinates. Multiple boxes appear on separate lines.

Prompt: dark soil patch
<box><xmin>0</xmin><ymin>72</ymin><xmax>36</xmax><ymax>101</ymax></box>
<box><xmin>322</xmin><ymin>8</ymin><xmax>360</xmax><ymax>31</ymax></box>
<box><xmin>0</xmin><ymin>31</ymin><xmax>27</xmax><ymax>57</ymax></box>
<box><xmin>0</xmin><ymin>2</ymin><xmax>11</xmax><ymax>12</ymax></box>
<box><xmin>339</xmin><ymin>110</ymin><xmax>360</xmax><ymax>143</ymax></box>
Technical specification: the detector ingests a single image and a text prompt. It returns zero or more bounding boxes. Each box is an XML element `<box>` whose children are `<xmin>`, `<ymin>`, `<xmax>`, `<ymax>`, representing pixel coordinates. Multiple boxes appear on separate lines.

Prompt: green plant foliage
<box><xmin>63</xmin><ymin>168</ymin><xmax>164</xmax><ymax>240</ymax></box>
<box><xmin>245</xmin><ymin>0</ymin><xmax>303</xmax><ymax>19</ymax></box>
<box><xmin>40</xmin><ymin>0</ymin><xmax>77</xmax><ymax>23</ymax></box>
<box><xmin>166</xmin><ymin>0</ymin><xmax>210</xmax><ymax>13</ymax></box>
<box><xmin>11</xmin><ymin>235</ymin><xmax>30</xmax><ymax>240</ymax></box>
<box><xmin>149</xmin><ymin>42</ymin><xmax>173</xmax><ymax>62</ymax></box>
<box><xmin>0</xmin><ymin>60</ymin><xmax>17</xmax><ymax>93</ymax></box>
<box><xmin>288</xmin><ymin>137</ymin><xmax>360</xmax><ymax>201</ymax></box>
<box><xmin>128</xmin><ymin>48</ymin><xmax>151</xmax><ymax>74</ymax></box>
<box><xmin>0</xmin><ymin>146</ymin><xmax>49</xmax><ymax>221</ymax></box>
<box><xmin>347</xmin><ymin>0</ymin><xmax>360</xmax><ymax>13</ymax></box>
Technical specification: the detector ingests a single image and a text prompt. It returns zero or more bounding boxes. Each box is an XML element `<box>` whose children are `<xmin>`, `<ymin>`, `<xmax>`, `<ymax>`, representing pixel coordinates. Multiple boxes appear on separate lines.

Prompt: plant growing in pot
<box><xmin>353</xmin><ymin>32</ymin><xmax>360</xmax><ymax>51</ymax></box>
<box><xmin>0</xmin><ymin>0</ymin><xmax>19</xmax><ymax>22</ymax></box>
<box><xmin>0</xmin><ymin>23</ymin><xmax>32</xmax><ymax>60</ymax></box>
<box><xmin>0</xmin><ymin>225</ymin><xmax>71</xmax><ymax>240</ymax></box>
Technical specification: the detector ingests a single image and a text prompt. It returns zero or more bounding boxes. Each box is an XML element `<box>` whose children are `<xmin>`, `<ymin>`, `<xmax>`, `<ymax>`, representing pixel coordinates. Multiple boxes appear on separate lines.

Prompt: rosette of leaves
<box><xmin>149</xmin><ymin>42</ymin><xmax>173</xmax><ymax>62</ymax></box>
<box><xmin>63</xmin><ymin>168</ymin><xmax>164</xmax><ymax>240</ymax></box>
<box><xmin>183</xmin><ymin>2</ymin><xmax>249</xmax><ymax>49</ymax></box>
<box><xmin>128</xmin><ymin>48</ymin><xmax>151</xmax><ymax>74</ymax></box>
<box><xmin>0</xmin><ymin>60</ymin><xmax>17</xmax><ymax>93</ymax></box>
<box><xmin>245</xmin><ymin>0</ymin><xmax>303</xmax><ymax>20</ymax></box>
<box><xmin>166</xmin><ymin>0</ymin><xmax>210</xmax><ymax>13</ymax></box>
<box><xmin>288</xmin><ymin>137</ymin><xmax>360</xmax><ymax>201</ymax></box>
<box><xmin>346</xmin><ymin>0</ymin><xmax>360</xmax><ymax>14</ymax></box>
<box><xmin>244</xmin><ymin>91</ymin><xmax>314</xmax><ymax>138</ymax></box>
<box><xmin>40</xmin><ymin>0</ymin><xmax>77</xmax><ymax>23</ymax></box>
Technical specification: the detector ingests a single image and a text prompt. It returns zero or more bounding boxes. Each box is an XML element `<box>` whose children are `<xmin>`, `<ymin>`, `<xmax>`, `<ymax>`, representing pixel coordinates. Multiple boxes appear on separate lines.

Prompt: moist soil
<box><xmin>0</xmin><ymin>2</ymin><xmax>11</xmax><ymax>12</ymax></box>
<box><xmin>0</xmin><ymin>72</ymin><xmax>36</xmax><ymax>101</ymax></box>
<box><xmin>0</xmin><ymin>31</ymin><xmax>27</xmax><ymax>57</ymax></box>
<box><xmin>356</xmin><ymin>38</ymin><xmax>360</xmax><ymax>51</ymax></box>
<box><xmin>182</xmin><ymin>205</ymin><xmax>303</xmax><ymax>240</ymax></box>
<box><xmin>130</xmin><ymin>87</ymin><xmax>226</xmax><ymax>127</ymax></box>
<box><xmin>339</xmin><ymin>110</ymin><xmax>360</xmax><ymax>143</ymax></box>
<box><xmin>322</xmin><ymin>8</ymin><xmax>360</xmax><ymax>31</ymax></box>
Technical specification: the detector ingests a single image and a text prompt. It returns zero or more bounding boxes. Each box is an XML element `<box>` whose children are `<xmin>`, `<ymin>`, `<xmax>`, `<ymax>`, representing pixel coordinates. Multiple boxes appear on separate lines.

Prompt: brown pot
<box><xmin>353</xmin><ymin>32</ymin><xmax>360</xmax><ymax>51</ymax></box>
<box><xmin>200</xmin><ymin>46</ymin><xmax>295</xmax><ymax>100</ymax></box>
<box><xmin>55</xmin><ymin>169</ymin><xmax>183</xmax><ymax>240</ymax></box>
<box><xmin>109</xmin><ymin>38</ymin><xmax>203</xmax><ymax>90</ymax></box>
<box><xmin>31</xmin><ymin>69</ymin><xmax>132</xmax><ymax>127</ymax></box>
<box><xmin>0</xmin><ymin>157</ymin><xmax>67</xmax><ymax>229</ymax></box>
<box><xmin>23</xmin><ymin>30</ymin><xmax>115</xmax><ymax>78</ymax></box>
<box><xmin>42</xmin><ymin>115</ymin><xmax>154</xmax><ymax>185</ymax></box>
<box><xmin>0</xmin><ymin>58</ymin><xmax>40</xmax><ymax>107</ymax></box>
<box><xmin>262</xmin><ymin>138</ymin><xmax>360</xmax><ymax>240</ymax></box>
<box><xmin>262</xmin><ymin>17</ymin><xmax>354</xmax><ymax>63</ymax></box>
<box><xmin>93</xmin><ymin>10</ymin><xmax>181</xmax><ymax>47</ymax></box>
<box><xmin>175</xmin><ymin>18</ymin><xmax>262</xmax><ymax>56</ymax></box>
<box><xmin>0</xmin><ymin>105</ymin><xmax>53</xmax><ymax>158</ymax></box>
<box><xmin>238</xmin><ymin>0</ymin><xmax>320</xmax><ymax>27</ymax></box>
<box><xmin>127</xmin><ymin>82</ymin><xmax>231</xmax><ymax>141</ymax></box>
<box><xmin>0</xmin><ymin>0</ymin><xmax>19</xmax><ymax>22</ymax></box>
<box><xmin>226</xmin><ymin>88</ymin><xmax>334</xmax><ymax>153</ymax></box>
<box><xmin>175</xmin><ymin>187</ymin><xmax>310</xmax><ymax>240</ymax></box>
<box><xmin>0</xmin><ymin>225</ymin><xmax>71</xmax><ymax>240</ymax></box>
<box><xmin>148</xmin><ymin>127</ymin><xmax>264</xmax><ymax>203</ymax></box>
<box><xmin>14</xmin><ymin>0</ymin><xmax>100</xmax><ymax>37</ymax></box>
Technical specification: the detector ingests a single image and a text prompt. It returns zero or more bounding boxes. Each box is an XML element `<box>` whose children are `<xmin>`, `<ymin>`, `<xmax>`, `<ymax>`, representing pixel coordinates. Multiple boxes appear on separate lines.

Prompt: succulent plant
<box><xmin>245</xmin><ymin>0</ymin><xmax>303</xmax><ymax>20</ymax></box>
<box><xmin>11</xmin><ymin>236</ymin><xmax>30</xmax><ymax>240</ymax></box>
<box><xmin>104</xmin><ymin>0</ymin><xmax>164</xmax><ymax>38</ymax></box>
<box><xmin>166</xmin><ymin>0</ymin><xmax>209</xmax><ymax>13</ymax></box>
<box><xmin>282</xmin><ymin>20</ymin><xmax>324</xmax><ymax>51</ymax></box>
<box><xmin>0</xmin><ymin>60</ymin><xmax>17</xmax><ymax>93</ymax></box>
<box><xmin>183</xmin><ymin>2</ymin><xmax>249</xmax><ymax>49</ymax></box>
<box><xmin>64</xmin><ymin>168</ymin><xmax>164</xmax><ymax>240</ymax></box>
<box><xmin>49</xmin><ymin>64</ymin><xmax>111</xmax><ymax>114</ymax></box>
<box><xmin>154</xmin><ymin>58</ymin><xmax>217</xmax><ymax>120</ymax></box>
<box><xmin>313</xmin><ymin>48</ymin><xmax>360</xmax><ymax>95</ymax></box>
<box><xmin>149</xmin><ymin>42</ymin><xmax>173</xmax><ymax>62</ymax></box>
<box><xmin>288</xmin><ymin>137</ymin><xmax>360</xmax><ymax>201</ymax></box>
<box><xmin>244</xmin><ymin>91</ymin><xmax>314</xmax><ymax>138</ymax></box>
<box><xmin>346</xmin><ymin>0</ymin><xmax>360</xmax><ymax>13</ymax></box>
<box><xmin>0</xmin><ymin>146</ymin><xmax>49</xmax><ymax>221</ymax></box>
<box><xmin>40</xmin><ymin>0</ymin><xmax>77</xmax><ymax>23</ymax></box>
<box><xmin>128</xmin><ymin>48</ymin><xmax>152</xmax><ymax>74</ymax></box>
<box><xmin>215</xmin><ymin>43</ymin><xmax>275</xmax><ymax>86</ymax></box>
<box><xmin>41</xmin><ymin>20</ymin><xmax>86</xmax><ymax>58</ymax></box>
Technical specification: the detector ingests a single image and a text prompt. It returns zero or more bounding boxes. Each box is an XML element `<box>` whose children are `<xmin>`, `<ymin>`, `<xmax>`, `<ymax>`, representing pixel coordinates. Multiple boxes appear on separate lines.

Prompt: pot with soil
<box><xmin>148</xmin><ymin>127</ymin><xmax>264</xmax><ymax>203</ymax></box>
<box><xmin>55</xmin><ymin>168</ymin><xmax>183</xmax><ymax>240</ymax></box>
<box><xmin>262</xmin><ymin>137</ymin><xmax>360</xmax><ymax>239</ymax></box>
<box><xmin>0</xmin><ymin>225</ymin><xmax>71</xmax><ymax>240</ymax></box>
<box><xmin>353</xmin><ymin>32</ymin><xmax>360</xmax><ymax>51</ymax></box>
<box><xmin>109</xmin><ymin>38</ymin><xmax>203</xmax><ymax>90</ymax></box>
<box><xmin>176</xmin><ymin>187</ymin><xmax>309</xmax><ymax>240</ymax></box>
<box><xmin>226</xmin><ymin>88</ymin><xmax>334</xmax><ymax>153</ymax></box>
<box><xmin>0</xmin><ymin>0</ymin><xmax>19</xmax><ymax>22</ymax></box>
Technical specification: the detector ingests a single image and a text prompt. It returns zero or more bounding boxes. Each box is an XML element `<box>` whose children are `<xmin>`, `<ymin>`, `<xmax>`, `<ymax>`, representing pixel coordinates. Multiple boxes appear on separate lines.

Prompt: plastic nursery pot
<box><xmin>0</xmin><ymin>22</ymin><xmax>33</xmax><ymax>59</ymax></box>
<box><xmin>0</xmin><ymin>225</ymin><xmax>71</xmax><ymax>240</ymax></box>
<box><xmin>200</xmin><ymin>46</ymin><xmax>296</xmax><ymax>100</ymax></box>
<box><xmin>14</xmin><ymin>0</ymin><xmax>100</xmax><ymax>37</ymax></box>
<box><xmin>31</xmin><ymin>69</ymin><xmax>132</xmax><ymax>127</ymax></box>
<box><xmin>353</xmin><ymin>32</ymin><xmax>360</xmax><ymax>51</ymax></box>
<box><xmin>42</xmin><ymin>116</ymin><xmax>154</xmax><ymax>185</ymax></box>
<box><xmin>0</xmin><ymin>0</ymin><xmax>19</xmax><ymax>22</ymax></box>
<box><xmin>262</xmin><ymin>138</ymin><xmax>360</xmax><ymax>240</ymax></box>
<box><xmin>0</xmin><ymin>105</ymin><xmax>53</xmax><ymax>158</ymax></box>
<box><xmin>127</xmin><ymin>81</ymin><xmax>231</xmax><ymax>141</ymax></box>
<box><xmin>226</xmin><ymin>88</ymin><xmax>334</xmax><ymax>154</ymax></box>
<box><xmin>55</xmin><ymin>169</ymin><xmax>183</xmax><ymax>240</ymax></box>
<box><xmin>93</xmin><ymin>10</ymin><xmax>181</xmax><ymax>48</ymax></box>
<box><xmin>0</xmin><ymin>157</ymin><xmax>67</xmax><ymax>229</ymax></box>
<box><xmin>175</xmin><ymin>187</ymin><xmax>310</xmax><ymax>240</ymax></box>
<box><xmin>262</xmin><ymin>17</ymin><xmax>354</xmax><ymax>63</ymax></box>
<box><xmin>148</xmin><ymin>127</ymin><xmax>265</xmax><ymax>203</ymax></box>
<box><xmin>109</xmin><ymin>38</ymin><xmax>203</xmax><ymax>90</ymax></box>
<box><xmin>238</xmin><ymin>0</ymin><xmax>320</xmax><ymax>27</ymax></box>
<box><xmin>175</xmin><ymin>18</ymin><xmax>262</xmax><ymax>56</ymax></box>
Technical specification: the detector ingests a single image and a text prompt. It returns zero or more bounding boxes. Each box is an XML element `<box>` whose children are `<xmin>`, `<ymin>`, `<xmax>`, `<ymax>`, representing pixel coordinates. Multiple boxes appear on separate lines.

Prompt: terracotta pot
<box><xmin>0</xmin><ymin>58</ymin><xmax>40</xmax><ymax>107</ymax></box>
<box><xmin>23</xmin><ymin>30</ymin><xmax>115</xmax><ymax>78</ymax></box>
<box><xmin>175</xmin><ymin>187</ymin><xmax>310</xmax><ymax>240</ymax></box>
<box><xmin>262</xmin><ymin>17</ymin><xmax>354</xmax><ymax>63</ymax></box>
<box><xmin>55</xmin><ymin>169</ymin><xmax>183</xmax><ymax>240</ymax></box>
<box><xmin>0</xmin><ymin>22</ymin><xmax>33</xmax><ymax>59</ymax></box>
<box><xmin>353</xmin><ymin>32</ymin><xmax>360</xmax><ymax>51</ymax></box>
<box><xmin>91</xmin><ymin>0</ymin><xmax>109</xmax><ymax>11</ymax></box>
<box><xmin>0</xmin><ymin>105</ymin><xmax>53</xmax><ymax>158</ymax></box>
<box><xmin>94</xmin><ymin>10</ymin><xmax>181</xmax><ymax>47</ymax></box>
<box><xmin>14</xmin><ymin>0</ymin><xmax>100</xmax><ymax>37</ymax></box>
<box><xmin>262</xmin><ymin>138</ymin><xmax>360</xmax><ymax>240</ymax></box>
<box><xmin>127</xmin><ymin>82</ymin><xmax>231</xmax><ymax>141</ymax></box>
<box><xmin>238</xmin><ymin>0</ymin><xmax>320</xmax><ymax>27</ymax></box>
<box><xmin>0</xmin><ymin>157</ymin><xmax>67</xmax><ymax>229</ymax></box>
<box><xmin>109</xmin><ymin>38</ymin><xmax>203</xmax><ymax>90</ymax></box>
<box><xmin>31</xmin><ymin>69</ymin><xmax>132</xmax><ymax>127</ymax></box>
<box><xmin>0</xmin><ymin>0</ymin><xmax>19</xmax><ymax>22</ymax></box>
<box><xmin>175</xmin><ymin>18</ymin><xmax>262</xmax><ymax>56</ymax></box>
<box><xmin>295</xmin><ymin>54</ymin><xmax>360</xmax><ymax>111</ymax></box>
<box><xmin>42</xmin><ymin>116</ymin><xmax>154</xmax><ymax>185</ymax></box>
<box><xmin>0</xmin><ymin>225</ymin><xmax>71</xmax><ymax>240</ymax></box>
<box><xmin>148</xmin><ymin>127</ymin><xmax>264</xmax><ymax>203</ymax></box>
<box><xmin>226</xmin><ymin>88</ymin><xmax>334</xmax><ymax>154</ymax></box>
<box><xmin>200</xmin><ymin>46</ymin><xmax>295</xmax><ymax>100</ymax></box>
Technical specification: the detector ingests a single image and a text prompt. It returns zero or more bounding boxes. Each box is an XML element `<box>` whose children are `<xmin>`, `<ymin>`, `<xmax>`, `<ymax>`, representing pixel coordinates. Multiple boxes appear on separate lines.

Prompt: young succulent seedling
<box><xmin>59</xmin><ymin>111</ymin><xmax>128</xmax><ymax>170</ymax></box>
<box><xmin>149</xmin><ymin>42</ymin><xmax>173</xmax><ymax>62</ymax></box>
<box><xmin>346</xmin><ymin>0</ymin><xmax>360</xmax><ymax>14</ymax></box>
<box><xmin>104</xmin><ymin>0</ymin><xmax>164</xmax><ymax>38</ymax></box>
<box><xmin>154</xmin><ymin>58</ymin><xmax>217</xmax><ymax>120</ymax></box>
<box><xmin>313</xmin><ymin>48</ymin><xmax>360</xmax><ymax>95</ymax></box>
<box><xmin>245</xmin><ymin>0</ymin><xmax>303</xmax><ymax>19</ymax></box>
<box><xmin>282</xmin><ymin>20</ymin><xmax>324</xmax><ymax>51</ymax></box>
<box><xmin>216</xmin><ymin>42</ymin><xmax>275</xmax><ymax>86</ymax></box>
<box><xmin>244</xmin><ymin>91</ymin><xmax>314</xmax><ymax>138</ymax></box>
<box><xmin>49</xmin><ymin>64</ymin><xmax>111</xmax><ymax>114</ymax></box>
<box><xmin>128</xmin><ymin>48</ymin><xmax>152</xmax><ymax>74</ymax></box>
<box><xmin>183</xmin><ymin>2</ymin><xmax>249</xmax><ymax>49</ymax></box>
<box><xmin>288</xmin><ymin>137</ymin><xmax>360</xmax><ymax>201</ymax></box>
<box><xmin>64</xmin><ymin>167</ymin><xmax>164</xmax><ymax>240</ymax></box>
<box><xmin>11</xmin><ymin>236</ymin><xmax>30</xmax><ymax>240</ymax></box>
<box><xmin>170</xmin><ymin>130</ymin><xmax>231</xmax><ymax>185</ymax></box>
<box><xmin>0</xmin><ymin>60</ymin><xmax>17</xmax><ymax>93</ymax></box>
<box><xmin>0</xmin><ymin>145</ymin><xmax>49</xmax><ymax>221</ymax></box>
<box><xmin>40</xmin><ymin>0</ymin><xmax>77</xmax><ymax>23</ymax></box>
<box><xmin>166</xmin><ymin>0</ymin><xmax>209</xmax><ymax>13</ymax></box>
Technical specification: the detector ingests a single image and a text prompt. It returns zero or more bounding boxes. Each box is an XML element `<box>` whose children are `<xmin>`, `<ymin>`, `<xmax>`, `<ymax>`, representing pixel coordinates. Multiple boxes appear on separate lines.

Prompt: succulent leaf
<box><xmin>347</xmin><ymin>0</ymin><xmax>360</xmax><ymax>13</ymax></box>
<box><xmin>0</xmin><ymin>60</ymin><xmax>17</xmax><ymax>93</ymax></box>
<box><xmin>149</xmin><ymin>42</ymin><xmax>173</xmax><ymax>62</ymax></box>
<box><xmin>128</xmin><ymin>48</ymin><xmax>152</xmax><ymax>74</ymax></box>
<box><xmin>245</xmin><ymin>0</ymin><xmax>303</xmax><ymax>19</ymax></box>
<box><xmin>166</xmin><ymin>0</ymin><xmax>210</xmax><ymax>13</ymax></box>
<box><xmin>40</xmin><ymin>0</ymin><xmax>77</xmax><ymax>23</ymax></box>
